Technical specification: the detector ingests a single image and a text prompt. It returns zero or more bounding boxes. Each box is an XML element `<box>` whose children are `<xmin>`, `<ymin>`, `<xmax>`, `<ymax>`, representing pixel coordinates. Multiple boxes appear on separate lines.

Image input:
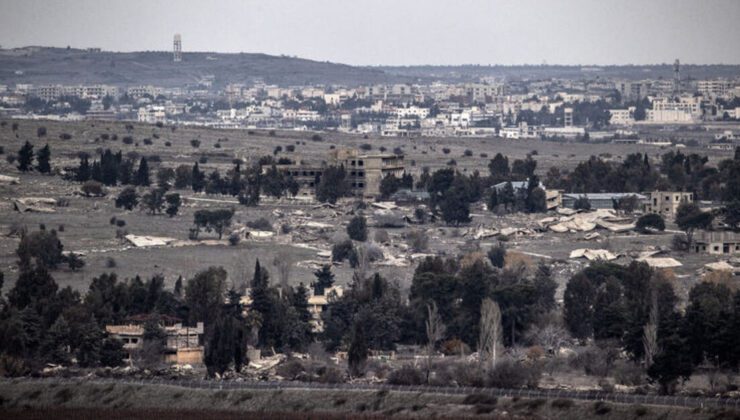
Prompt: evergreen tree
<box><xmin>292</xmin><ymin>283</ymin><xmax>312</xmax><ymax>326</ymax></box>
<box><xmin>439</xmin><ymin>186</ymin><xmax>470</xmax><ymax>225</ymax></box>
<box><xmin>315</xmin><ymin>165</ymin><xmax>349</xmax><ymax>204</ymax></box>
<box><xmin>100</xmin><ymin>149</ymin><xmax>118</xmax><ymax>186</ymax></box>
<box><xmin>348</xmin><ymin>321</ymin><xmax>368</xmax><ymax>377</ymax></box>
<box><xmin>115</xmin><ymin>187</ymin><xmax>139</xmax><ymax>210</ymax></box>
<box><xmin>262</xmin><ymin>164</ymin><xmax>286</xmax><ymax>198</ymax></box>
<box><xmin>249</xmin><ymin>260</ymin><xmax>273</xmax><ymax>348</ymax></box>
<box><xmin>191</xmin><ymin>162</ymin><xmax>205</xmax><ymax>192</ymax></box>
<box><xmin>99</xmin><ymin>335</ymin><xmax>126</xmax><ymax>367</ymax></box>
<box><xmin>205</xmin><ymin>170</ymin><xmax>224</xmax><ymax>195</ymax></box>
<box><xmin>141</xmin><ymin>188</ymin><xmax>165</xmax><ymax>214</ymax></box>
<box><xmin>76</xmin><ymin>316</ymin><xmax>103</xmax><ymax>367</ymax></box>
<box><xmin>76</xmin><ymin>156</ymin><xmax>91</xmax><ymax>182</ymax></box>
<box><xmin>36</xmin><ymin>144</ymin><xmax>51</xmax><ymax>173</ymax></box>
<box><xmin>488</xmin><ymin>188</ymin><xmax>499</xmax><ymax>212</ymax></box>
<box><xmin>41</xmin><ymin>315</ymin><xmax>72</xmax><ymax>364</ymax></box>
<box><xmin>347</xmin><ymin>215</ymin><xmax>367</xmax><ymax>241</ymax></box>
<box><xmin>229</xmin><ymin>162</ymin><xmax>242</xmax><ymax>196</ymax></box>
<box><xmin>90</xmin><ymin>161</ymin><xmax>102</xmax><ymax>183</ymax></box>
<box><xmin>312</xmin><ymin>264</ymin><xmax>335</xmax><ymax>296</ymax></box>
<box><xmin>165</xmin><ymin>193</ymin><xmax>181</xmax><ymax>217</ymax></box>
<box><xmin>17</xmin><ymin>141</ymin><xmax>34</xmax><ymax>171</ymax></box>
<box><xmin>135</xmin><ymin>157</ymin><xmax>150</xmax><ymax>186</ymax></box>
<box><xmin>173</xmin><ymin>276</ymin><xmax>183</xmax><ymax>299</ymax></box>
<box><xmin>648</xmin><ymin>313</ymin><xmax>693</xmax><ymax>395</ymax></box>
<box><xmin>185</xmin><ymin>266</ymin><xmax>228</xmax><ymax>327</ymax></box>
<box><xmin>118</xmin><ymin>159</ymin><xmax>134</xmax><ymax>185</ymax></box>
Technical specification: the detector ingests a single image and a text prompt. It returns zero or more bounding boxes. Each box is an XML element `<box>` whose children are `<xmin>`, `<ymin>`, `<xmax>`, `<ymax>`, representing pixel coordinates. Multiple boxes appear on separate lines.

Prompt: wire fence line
<box><xmin>6</xmin><ymin>376</ymin><xmax>740</xmax><ymax>410</ymax></box>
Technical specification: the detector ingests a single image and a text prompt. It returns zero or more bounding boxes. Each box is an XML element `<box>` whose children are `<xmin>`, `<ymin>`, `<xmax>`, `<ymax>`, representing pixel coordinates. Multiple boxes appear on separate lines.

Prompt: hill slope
<box><xmin>0</xmin><ymin>47</ymin><xmax>417</xmax><ymax>87</ymax></box>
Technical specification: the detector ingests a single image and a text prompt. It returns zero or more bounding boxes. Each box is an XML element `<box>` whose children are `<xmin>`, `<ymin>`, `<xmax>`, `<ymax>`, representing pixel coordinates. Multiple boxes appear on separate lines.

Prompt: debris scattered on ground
<box><xmin>569</xmin><ymin>248</ymin><xmax>618</xmax><ymax>261</ymax></box>
<box><xmin>125</xmin><ymin>234</ymin><xmax>177</xmax><ymax>247</ymax></box>
<box><xmin>0</xmin><ymin>174</ymin><xmax>20</xmax><ymax>185</ymax></box>
<box><xmin>13</xmin><ymin>197</ymin><xmax>57</xmax><ymax>213</ymax></box>
<box><xmin>637</xmin><ymin>257</ymin><xmax>683</xmax><ymax>268</ymax></box>
<box><xmin>704</xmin><ymin>261</ymin><xmax>736</xmax><ymax>272</ymax></box>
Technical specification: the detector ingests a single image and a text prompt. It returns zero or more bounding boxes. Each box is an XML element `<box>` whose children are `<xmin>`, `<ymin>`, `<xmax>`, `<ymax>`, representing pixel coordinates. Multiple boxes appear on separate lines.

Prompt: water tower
<box><xmin>673</xmin><ymin>59</ymin><xmax>680</xmax><ymax>95</ymax></box>
<box><xmin>173</xmin><ymin>34</ymin><xmax>182</xmax><ymax>62</ymax></box>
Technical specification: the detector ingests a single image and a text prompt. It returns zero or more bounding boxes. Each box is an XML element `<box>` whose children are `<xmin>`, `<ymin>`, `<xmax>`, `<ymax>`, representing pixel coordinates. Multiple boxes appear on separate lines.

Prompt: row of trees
<box><xmin>1</xmin><ymin>225</ymin><xmax>330</xmax><ymax>376</ymax></box>
<box><xmin>545</xmin><ymin>148</ymin><xmax>740</xmax><ymax>204</ymax></box>
<box><xmin>16</xmin><ymin>141</ymin><xmax>52</xmax><ymax>173</ymax></box>
<box><xmin>563</xmin><ymin>261</ymin><xmax>740</xmax><ymax>393</ymax></box>
<box><xmin>75</xmin><ymin>149</ymin><xmax>150</xmax><ymax>187</ymax></box>
<box><xmin>115</xmin><ymin>186</ymin><xmax>182</xmax><ymax>217</ymax></box>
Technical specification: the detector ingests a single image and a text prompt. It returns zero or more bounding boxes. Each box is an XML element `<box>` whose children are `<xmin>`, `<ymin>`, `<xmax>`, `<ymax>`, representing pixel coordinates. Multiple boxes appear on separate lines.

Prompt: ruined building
<box><xmin>106</xmin><ymin>317</ymin><xmax>204</xmax><ymax>365</ymax></box>
<box><xmin>269</xmin><ymin>148</ymin><xmax>405</xmax><ymax>199</ymax></box>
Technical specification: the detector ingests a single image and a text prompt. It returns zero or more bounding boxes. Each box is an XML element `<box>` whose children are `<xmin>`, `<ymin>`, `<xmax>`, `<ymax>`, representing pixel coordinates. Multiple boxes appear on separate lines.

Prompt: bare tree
<box><xmin>478</xmin><ymin>298</ymin><xmax>503</xmax><ymax>370</ymax></box>
<box><xmin>353</xmin><ymin>243</ymin><xmax>371</xmax><ymax>280</ymax></box>
<box><xmin>525</xmin><ymin>315</ymin><xmax>570</xmax><ymax>354</ymax></box>
<box><xmin>272</xmin><ymin>251</ymin><xmax>293</xmax><ymax>295</ymax></box>
<box><xmin>642</xmin><ymin>289</ymin><xmax>659</xmax><ymax>368</ymax></box>
<box><xmin>425</xmin><ymin>301</ymin><xmax>446</xmax><ymax>381</ymax></box>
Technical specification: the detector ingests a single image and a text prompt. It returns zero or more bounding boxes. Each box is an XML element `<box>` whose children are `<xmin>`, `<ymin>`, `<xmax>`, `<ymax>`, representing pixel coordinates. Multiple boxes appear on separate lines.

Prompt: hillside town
<box><xmin>2</xmin><ymin>2</ymin><xmax>740</xmax><ymax>418</ymax></box>
<box><xmin>1</xmin><ymin>48</ymin><xmax>739</xmax><ymax>147</ymax></box>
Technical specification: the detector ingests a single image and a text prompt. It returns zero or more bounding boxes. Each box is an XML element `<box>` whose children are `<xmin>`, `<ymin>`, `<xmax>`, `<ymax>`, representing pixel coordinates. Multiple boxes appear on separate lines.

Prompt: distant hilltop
<box><xmin>1</xmin><ymin>46</ymin><xmax>739</xmax><ymax>87</ymax></box>
<box><xmin>0</xmin><ymin>47</ymin><xmax>413</xmax><ymax>88</ymax></box>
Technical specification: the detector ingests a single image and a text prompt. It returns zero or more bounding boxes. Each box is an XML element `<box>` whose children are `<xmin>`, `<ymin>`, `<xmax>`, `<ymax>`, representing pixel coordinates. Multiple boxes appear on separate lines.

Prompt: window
<box><xmin>131</xmin><ymin>338</ymin><xmax>139</xmax><ymax>344</ymax></box>
<box><xmin>358</xmin><ymin>182</ymin><xmax>364</xmax><ymax>188</ymax></box>
<box><xmin>665</xmin><ymin>196</ymin><xmax>670</xmax><ymax>201</ymax></box>
<box><xmin>351</xmin><ymin>160</ymin><xmax>356</xmax><ymax>166</ymax></box>
<box><xmin>358</xmin><ymin>160</ymin><xmax>364</xmax><ymax>166</ymax></box>
<box><xmin>675</xmin><ymin>195</ymin><xmax>679</xmax><ymax>201</ymax></box>
<box><xmin>714</xmin><ymin>246</ymin><xmax>720</xmax><ymax>252</ymax></box>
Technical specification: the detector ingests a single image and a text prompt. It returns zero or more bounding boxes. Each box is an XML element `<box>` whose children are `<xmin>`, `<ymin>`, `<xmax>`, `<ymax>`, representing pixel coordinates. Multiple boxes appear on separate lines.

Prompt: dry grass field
<box><xmin>0</xmin><ymin>118</ymin><xmax>736</xmax><ymax>297</ymax></box>
<box><xmin>0</xmin><ymin>379</ymin><xmax>732</xmax><ymax>419</ymax></box>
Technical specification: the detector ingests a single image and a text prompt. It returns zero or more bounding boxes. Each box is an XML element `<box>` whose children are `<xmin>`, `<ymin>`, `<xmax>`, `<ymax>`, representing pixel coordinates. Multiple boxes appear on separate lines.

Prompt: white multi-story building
<box><xmin>609</xmin><ymin>107</ymin><xmax>636</xmax><ymax>125</ymax></box>
<box><xmin>127</xmin><ymin>85</ymin><xmax>163</xmax><ymax>98</ymax></box>
<box><xmin>464</xmin><ymin>83</ymin><xmax>505</xmax><ymax>102</ymax></box>
<box><xmin>646</xmin><ymin>96</ymin><xmax>701</xmax><ymax>123</ymax></box>
<box><xmin>396</xmin><ymin>106</ymin><xmax>430</xmax><ymax>119</ymax></box>
<box><xmin>697</xmin><ymin>79</ymin><xmax>734</xmax><ymax>97</ymax></box>
<box><xmin>137</xmin><ymin>106</ymin><xmax>166</xmax><ymax>124</ymax></box>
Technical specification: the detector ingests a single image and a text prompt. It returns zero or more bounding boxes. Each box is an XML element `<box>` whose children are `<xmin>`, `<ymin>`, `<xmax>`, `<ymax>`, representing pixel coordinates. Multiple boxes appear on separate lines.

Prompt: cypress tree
<box><xmin>312</xmin><ymin>264</ymin><xmax>335</xmax><ymax>296</ymax></box>
<box><xmin>192</xmin><ymin>162</ymin><xmax>205</xmax><ymax>192</ymax></box>
<box><xmin>77</xmin><ymin>156</ymin><xmax>91</xmax><ymax>182</ymax></box>
<box><xmin>17</xmin><ymin>141</ymin><xmax>34</xmax><ymax>171</ymax></box>
<box><xmin>36</xmin><ymin>144</ymin><xmax>51</xmax><ymax>173</ymax></box>
<box><xmin>135</xmin><ymin>157</ymin><xmax>150</xmax><ymax>186</ymax></box>
<box><xmin>348</xmin><ymin>322</ymin><xmax>368</xmax><ymax>377</ymax></box>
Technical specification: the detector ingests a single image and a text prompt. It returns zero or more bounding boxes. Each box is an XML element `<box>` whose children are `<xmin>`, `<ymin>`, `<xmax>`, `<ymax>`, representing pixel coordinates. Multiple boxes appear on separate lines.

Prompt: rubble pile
<box><xmin>539</xmin><ymin>209</ymin><xmax>635</xmax><ymax>234</ymax></box>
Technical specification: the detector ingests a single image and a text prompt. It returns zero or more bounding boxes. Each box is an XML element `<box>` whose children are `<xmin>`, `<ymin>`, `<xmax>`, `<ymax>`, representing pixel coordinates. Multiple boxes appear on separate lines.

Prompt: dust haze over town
<box><xmin>1</xmin><ymin>1</ymin><xmax>740</xmax><ymax>419</ymax></box>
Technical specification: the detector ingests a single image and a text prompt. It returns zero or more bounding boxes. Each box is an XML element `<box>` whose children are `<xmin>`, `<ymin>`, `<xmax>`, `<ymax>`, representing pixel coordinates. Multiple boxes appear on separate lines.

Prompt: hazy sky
<box><xmin>1</xmin><ymin>0</ymin><xmax>739</xmax><ymax>65</ymax></box>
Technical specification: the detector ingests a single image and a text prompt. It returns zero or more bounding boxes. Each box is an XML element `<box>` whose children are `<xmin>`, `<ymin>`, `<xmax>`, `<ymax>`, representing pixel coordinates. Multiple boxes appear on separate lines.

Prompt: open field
<box><xmin>0</xmin><ymin>118</ymin><xmax>736</xmax><ymax>300</ymax></box>
<box><xmin>1</xmin><ymin>378</ymin><xmax>736</xmax><ymax>419</ymax></box>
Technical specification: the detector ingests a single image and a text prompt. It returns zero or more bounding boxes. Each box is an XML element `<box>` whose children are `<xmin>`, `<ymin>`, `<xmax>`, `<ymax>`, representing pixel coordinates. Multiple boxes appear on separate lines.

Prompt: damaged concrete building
<box><xmin>106</xmin><ymin>317</ymin><xmax>205</xmax><ymax>365</ymax></box>
<box><xmin>643</xmin><ymin>191</ymin><xmax>694</xmax><ymax>220</ymax></box>
<box><xmin>492</xmin><ymin>180</ymin><xmax>562</xmax><ymax>210</ymax></box>
<box><xmin>562</xmin><ymin>193</ymin><xmax>646</xmax><ymax>210</ymax></box>
<box><xmin>269</xmin><ymin>148</ymin><xmax>405</xmax><ymax>199</ymax></box>
<box><xmin>693</xmin><ymin>231</ymin><xmax>740</xmax><ymax>255</ymax></box>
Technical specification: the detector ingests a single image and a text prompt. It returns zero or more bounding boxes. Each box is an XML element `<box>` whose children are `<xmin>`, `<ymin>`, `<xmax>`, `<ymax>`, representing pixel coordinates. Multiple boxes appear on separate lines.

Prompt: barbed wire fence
<box><xmin>5</xmin><ymin>376</ymin><xmax>740</xmax><ymax>410</ymax></box>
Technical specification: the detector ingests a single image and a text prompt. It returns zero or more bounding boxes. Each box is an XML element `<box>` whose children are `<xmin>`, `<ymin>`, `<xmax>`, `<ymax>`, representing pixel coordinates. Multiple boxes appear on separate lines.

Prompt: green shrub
<box><xmin>551</xmin><ymin>398</ymin><xmax>574</xmax><ymax>409</ymax></box>
<box><xmin>387</xmin><ymin>365</ymin><xmax>424</xmax><ymax>385</ymax></box>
